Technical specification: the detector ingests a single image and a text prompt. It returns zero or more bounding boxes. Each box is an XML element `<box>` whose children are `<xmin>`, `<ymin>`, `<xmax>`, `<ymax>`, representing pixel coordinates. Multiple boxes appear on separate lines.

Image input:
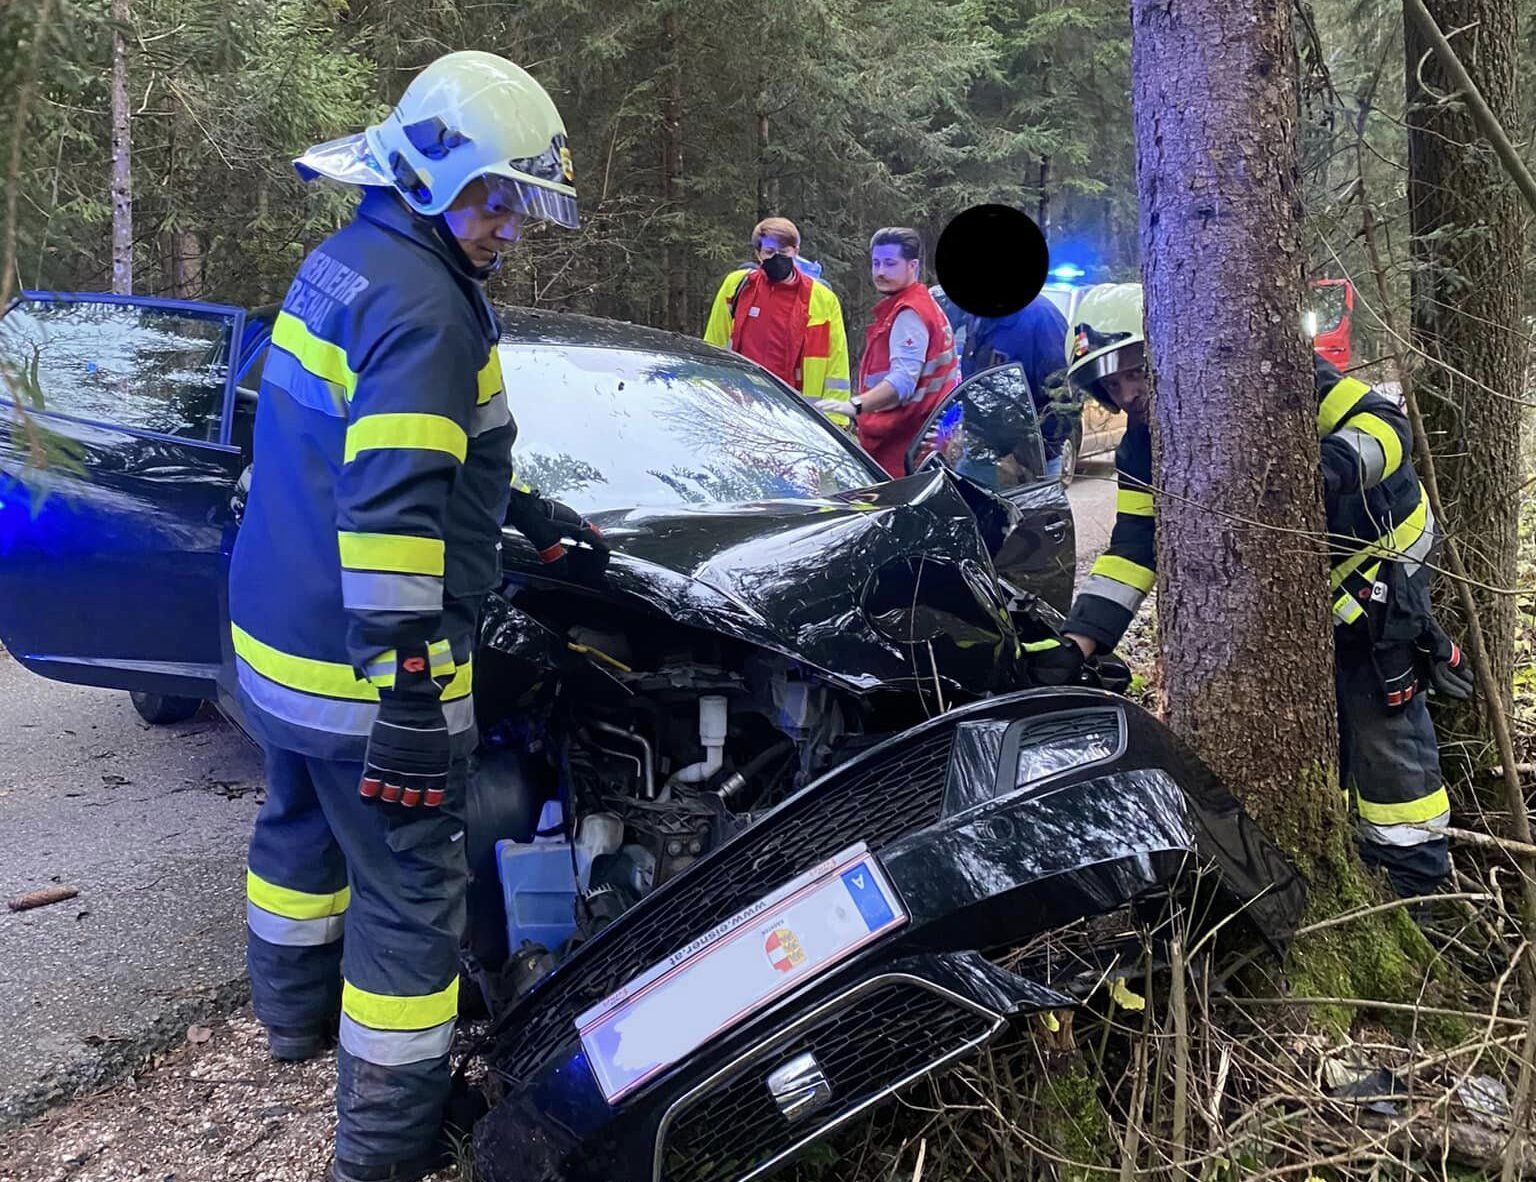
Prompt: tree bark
<box><xmin>169</xmin><ymin>231</ymin><xmax>203</xmax><ymax>299</ymax></box>
<box><xmin>1132</xmin><ymin>0</ymin><xmax>1344</xmax><ymax>865</ymax></box>
<box><xmin>661</xmin><ymin>10</ymin><xmax>687</xmax><ymax>334</ymax></box>
<box><xmin>109</xmin><ymin>0</ymin><xmax>133</xmax><ymax>295</ymax></box>
<box><xmin>757</xmin><ymin>110</ymin><xmax>772</xmax><ymax>222</ymax></box>
<box><xmin>1404</xmin><ymin>0</ymin><xmax>1523</xmax><ymax>728</ymax></box>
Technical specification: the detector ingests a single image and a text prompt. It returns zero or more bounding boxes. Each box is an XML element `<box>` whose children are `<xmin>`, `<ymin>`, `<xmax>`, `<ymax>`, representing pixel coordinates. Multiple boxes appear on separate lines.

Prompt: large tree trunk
<box><xmin>1404</xmin><ymin>0</ymin><xmax>1524</xmax><ymax>729</ymax></box>
<box><xmin>109</xmin><ymin>0</ymin><xmax>133</xmax><ymax>294</ymax></box>
<box><xmin>1132</xmin><ymin>0</ymin><xmax>1345</xmax><ymax>867</ymax></box>
<box><xmin>661</xmin><ymin>10</ymin><xmax>687</xmax><ymax>334</ymax></box>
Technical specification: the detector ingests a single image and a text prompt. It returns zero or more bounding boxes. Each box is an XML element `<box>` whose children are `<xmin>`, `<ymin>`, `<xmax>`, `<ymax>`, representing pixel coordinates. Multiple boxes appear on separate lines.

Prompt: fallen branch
<box><xmin>7</xmin><ymin>884</ymin><xmax>80</xmax><ymax>912</ymax></box>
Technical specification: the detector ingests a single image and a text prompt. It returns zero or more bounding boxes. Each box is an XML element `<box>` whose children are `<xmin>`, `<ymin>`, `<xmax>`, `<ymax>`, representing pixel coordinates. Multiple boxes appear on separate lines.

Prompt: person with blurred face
<box><xmin>703</xmin><ymin>216</ymin><xmax>851</xmax><ymax>423</ymax></box>
<box><xmin>840</xmin><ymin>227</ymin><xmax>959</xmax><ymax>476</ymax></box>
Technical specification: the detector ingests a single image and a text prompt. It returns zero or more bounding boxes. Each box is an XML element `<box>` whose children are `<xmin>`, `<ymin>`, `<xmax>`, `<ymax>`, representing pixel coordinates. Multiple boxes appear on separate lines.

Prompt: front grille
<box><xmin>658</xmin><ymin>977</ymin><xmax>1001</xmax><ymax>1182</ymax></box>
<box><xmin>490</xmin><ymin>730</ymin><xmax>954</xmax><ymax>1081</ymax></box>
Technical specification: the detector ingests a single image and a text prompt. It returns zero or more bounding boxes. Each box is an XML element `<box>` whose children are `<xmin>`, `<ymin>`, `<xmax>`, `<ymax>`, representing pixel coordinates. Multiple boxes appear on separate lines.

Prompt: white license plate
<box><xmin>576</xmin><ymin>842</ymin><xmax>906</xmax><ymax>1104</ymax></box>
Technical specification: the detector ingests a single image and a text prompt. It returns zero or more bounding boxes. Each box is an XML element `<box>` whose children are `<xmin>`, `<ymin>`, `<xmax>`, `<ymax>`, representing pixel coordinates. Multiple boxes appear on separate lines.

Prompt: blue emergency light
<box><xmin>1049</xmin><ymin>263</ymin><xmax>1086</xmax><ymax>283</ymax></box>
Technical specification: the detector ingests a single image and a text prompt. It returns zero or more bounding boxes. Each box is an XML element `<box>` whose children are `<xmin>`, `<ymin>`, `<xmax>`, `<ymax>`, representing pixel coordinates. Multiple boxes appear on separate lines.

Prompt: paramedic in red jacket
<box><xmin>843</xmin><ymin>227</ymin><xmax>960</xmax><ymax>477</ymax></box>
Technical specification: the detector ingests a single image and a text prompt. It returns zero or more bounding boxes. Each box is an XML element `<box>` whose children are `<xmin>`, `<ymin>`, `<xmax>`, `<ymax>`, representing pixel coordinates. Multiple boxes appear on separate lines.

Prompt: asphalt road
<box><xmin>0</xmin><ymin>651</ymin><xmax>262</xmax><ymax>1130</ymax></box>
<box><xmin>0</xmin><ymin>477</ymin><xmax>1121</xmax><ymax>1131</ymax></box>
<box><xmin>1067</xmin><ymin>457</ymin><xmax>1118</xmax><ymax>581</ymax></box>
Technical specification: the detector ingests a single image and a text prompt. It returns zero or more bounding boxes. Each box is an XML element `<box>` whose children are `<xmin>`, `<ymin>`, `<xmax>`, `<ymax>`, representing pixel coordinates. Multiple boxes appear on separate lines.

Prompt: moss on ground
<box><xmin>1037</xmin><ymin>1059</ymin><xmax>1115</xmax><ymax>1179</ymax></box>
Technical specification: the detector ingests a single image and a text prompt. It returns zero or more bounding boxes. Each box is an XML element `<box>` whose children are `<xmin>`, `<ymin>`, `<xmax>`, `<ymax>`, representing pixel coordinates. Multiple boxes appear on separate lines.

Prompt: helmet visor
<box><xmin>1070</xmin><ymin>340</ymin><xmax>1145</xmax><ymax>401</ymax></box>
<box><xmin>482</xmin><ymin>173</ymin><xmax>579</xmax><ymax>231</ymax></box>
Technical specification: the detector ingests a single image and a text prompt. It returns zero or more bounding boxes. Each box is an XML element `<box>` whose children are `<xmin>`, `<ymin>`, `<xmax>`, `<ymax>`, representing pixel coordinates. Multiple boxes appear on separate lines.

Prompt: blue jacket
<box><xmin>228</xmin><ymin>189</ymin><xmax>515</xmax><ymax>759</ymax></box>
<box><xmin>960</xmin><ymin>298</ymin><xmax>1071</xmax><ymax>449</ymax></box>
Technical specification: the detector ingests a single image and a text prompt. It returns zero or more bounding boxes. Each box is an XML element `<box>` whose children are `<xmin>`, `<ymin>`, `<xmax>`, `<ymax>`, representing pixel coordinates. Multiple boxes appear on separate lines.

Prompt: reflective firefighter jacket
<box><xmin>1065</xmin><ymin>358</ymin><xmax>1434</xmax><ymax>652</ymax></box>
<box><xmin>703</xmin><ymin>266</ymin><xmax>851</xmax><ymax>410</ymax></box>
<box><xmin>228</xmin><ymin>188</ymin><xmax>516</xmax><ymax>760</ymax></box>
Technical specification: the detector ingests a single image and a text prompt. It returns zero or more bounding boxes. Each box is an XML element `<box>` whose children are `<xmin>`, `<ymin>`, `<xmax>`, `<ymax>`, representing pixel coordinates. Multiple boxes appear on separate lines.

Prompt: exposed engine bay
<box><xmin>459</xmin><ymin>470</ymin><xmax>1123</xmax><ymax>1009</ymax></box>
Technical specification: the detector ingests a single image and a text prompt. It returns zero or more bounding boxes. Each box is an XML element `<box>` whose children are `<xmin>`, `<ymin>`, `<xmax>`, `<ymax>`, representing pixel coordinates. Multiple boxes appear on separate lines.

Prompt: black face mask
<box><xmin>761</xmin><ymin>252</ymin><xmax>795</xmax><ymax>283</ymax></box>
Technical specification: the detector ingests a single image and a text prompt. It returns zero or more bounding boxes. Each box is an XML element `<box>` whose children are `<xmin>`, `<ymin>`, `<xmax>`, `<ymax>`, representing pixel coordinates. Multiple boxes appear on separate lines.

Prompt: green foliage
<box><xmin>8</xmin><ymin>0</ymin><xmax>1141</xmax><ymax>320</ymax></box>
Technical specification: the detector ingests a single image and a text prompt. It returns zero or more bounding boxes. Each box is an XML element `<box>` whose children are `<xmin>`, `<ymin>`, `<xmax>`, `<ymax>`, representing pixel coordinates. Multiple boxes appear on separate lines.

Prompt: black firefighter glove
<box><xmin>360</xmin><ymin>646</ymin><xmax>451</xmax><ymax>809</ymax></box>
<box><xmin>1417</xmin><ymin>618</ymin><xmax>1475</xmax><ymax>702</ymax></box>
<box><xmin>1023</xmin><ymin>636</ymin><xmax>1085</xmax><ymax>686</ymax></box>
<box><xmin>506</xmin><ymin>492</ymin><xmax>610</xmax><ymax>584</ymax></box>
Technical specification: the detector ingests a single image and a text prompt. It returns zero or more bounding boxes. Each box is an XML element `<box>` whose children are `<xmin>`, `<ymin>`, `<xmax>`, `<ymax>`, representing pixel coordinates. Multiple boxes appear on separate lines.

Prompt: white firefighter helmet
<box><xmin>1064</xmin><ymin>282</ymin><xmax>1145</xmax><ymax>407</ymax></box>
<box><xmin>294</xmin><ymin>51</ymin><xmax>578</xmax><ymax>228</ymax></box>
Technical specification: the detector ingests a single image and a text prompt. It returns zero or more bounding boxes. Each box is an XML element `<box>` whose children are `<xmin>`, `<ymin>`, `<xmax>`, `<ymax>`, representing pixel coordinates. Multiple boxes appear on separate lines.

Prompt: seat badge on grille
<box><xmin>767</xmin><ymin>1052</ymin><xmax>832</xmax><ymax>1122</ymax></box>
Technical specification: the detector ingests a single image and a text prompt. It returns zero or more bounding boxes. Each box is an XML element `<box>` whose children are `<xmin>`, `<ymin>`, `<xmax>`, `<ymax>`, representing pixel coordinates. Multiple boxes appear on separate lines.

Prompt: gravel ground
<box><xmin>0</xmin><ymin>1010</ymin><xmax>463</xmax><ymax>1182</ymax></box>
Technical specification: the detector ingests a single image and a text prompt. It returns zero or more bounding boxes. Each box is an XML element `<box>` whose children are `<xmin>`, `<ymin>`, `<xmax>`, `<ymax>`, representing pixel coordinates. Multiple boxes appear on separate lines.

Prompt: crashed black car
<box><xmin>0</xmin><ymin>292</ymin><xmax>1303</xmax><ymax>1182</ymax></box>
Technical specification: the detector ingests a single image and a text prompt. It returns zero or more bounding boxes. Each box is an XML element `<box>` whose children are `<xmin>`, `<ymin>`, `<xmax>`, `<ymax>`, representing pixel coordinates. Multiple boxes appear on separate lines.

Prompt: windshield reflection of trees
<box><xmin>0</xmin><ymin>300</ymin><xmax>229</xmax><ymax>442</ymax></box>
<box><xmin>642</xmin><ymin>357</ymin><xmax>874</xmax><ymax>502</ymax></box>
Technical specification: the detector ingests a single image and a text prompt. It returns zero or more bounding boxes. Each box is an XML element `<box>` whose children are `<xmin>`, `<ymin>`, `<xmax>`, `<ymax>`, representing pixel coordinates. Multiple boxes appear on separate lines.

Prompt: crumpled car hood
<box><xmin>499</xmin><ymin>469</ymin><xmax>1023</xmax><ymax>694</ymax></box>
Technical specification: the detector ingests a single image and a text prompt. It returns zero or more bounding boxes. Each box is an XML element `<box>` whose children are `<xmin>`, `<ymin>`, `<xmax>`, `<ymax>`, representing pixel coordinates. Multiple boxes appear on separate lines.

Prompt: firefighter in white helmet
<box><xmin>231</xmin><ymin>52</ymin><xmax>600</xmax><ymax>1181</ymax></box>
<box><xmin>1059</xmin><ymin>283</ymin><xmax>1470</xmax><ymax>904</ymax></box>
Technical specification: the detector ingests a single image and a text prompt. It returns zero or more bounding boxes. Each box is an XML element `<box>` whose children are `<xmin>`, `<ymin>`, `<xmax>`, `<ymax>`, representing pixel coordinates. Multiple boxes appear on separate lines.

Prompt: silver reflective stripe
<box><xmin>1079</xmin><ymin>573</ymin><xmax>1148</xmax><ymax>614</ymax></box>
<box><xmin>921</xmin><ymin>349</ymin><xmax>956</xmax><ymax>376</ymax></box>
<box><xmin>237</xmin><ymin>659</ymin><xmax>376</xmax><ymax>735</ymax></box>
<box><xmin>247</xmin><ymin>901</ymin><xmax>344</xmax><ymax>947</ymax></box>
<box><xmin>1334</xmin><ymin>427</ymin><xmax>1386</xmax><ymax>487</ymax></box>
<box><xmin>264</xmin><ymin>348</ymin><xmax>347</xmax><ymax>417</ymax></box>
<box><xmin>471</xmin><ymin>392</ymin><xmax>513</xmax><ymax>437</ymax></box>
<box><xmin>1360</xmin><ymin>809</ymin><xmax>1449</xmax><ymax>848</ymax></box>
<box><xmin>341</xmin><ymin>570</ymin><xmax>444</xmax><ymax>613</ymax></box>
<box><xmin>1399</xmin><ymin>503</ymin><xmax>1436</xmax><ymax>576</ymax></box>
<box><xmin>237</xmin><ymin>658</ymin><xmax>474</xmax><ymax>736</ymax></box>
<box><xmin>824</xmin><ymin>378</ymin><xmax>850</xmax><ymax>392</ymax></box>
<box><xmin>338</xmin><ymin>1014</ymin><xmax>455</xmax><ymax>1067</ymax></box>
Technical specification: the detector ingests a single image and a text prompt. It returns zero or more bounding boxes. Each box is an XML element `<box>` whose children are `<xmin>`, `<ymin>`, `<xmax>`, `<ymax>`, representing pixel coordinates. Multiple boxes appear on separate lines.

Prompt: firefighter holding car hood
<box><xmin>1057</xmin><ymin>283</ymin><xmax>1471</xmax><ymax>900</ymax></box>
<box><xmin>228</xmin><ymin>51</ymin><xmax>605</xmax><ymax>1182</ymax></box>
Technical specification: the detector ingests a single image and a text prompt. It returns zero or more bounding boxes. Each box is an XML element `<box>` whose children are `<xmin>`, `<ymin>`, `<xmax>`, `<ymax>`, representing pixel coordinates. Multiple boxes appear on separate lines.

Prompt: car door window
<box><xmin>909</xmin><ymin>364</ymin><xmax>1048</xmax><ymax>491</ymax></box>
<box><xmin>0</xmin><ymin>297</ymin><xmax>237</xmax><ymax>443</ymax></box>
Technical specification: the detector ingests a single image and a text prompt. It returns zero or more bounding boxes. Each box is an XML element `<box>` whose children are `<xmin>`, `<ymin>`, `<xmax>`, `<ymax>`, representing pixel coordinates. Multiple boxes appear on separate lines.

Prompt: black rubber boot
<box><xmin>266</xmin><ymin>1024</ymin><xmax>332</xmax><ymax>1063</ymax></box>
<box><xmin>329</xmin><ymin>1148</ymin><xmax>449</xmax><ymax>1182</ymax></box>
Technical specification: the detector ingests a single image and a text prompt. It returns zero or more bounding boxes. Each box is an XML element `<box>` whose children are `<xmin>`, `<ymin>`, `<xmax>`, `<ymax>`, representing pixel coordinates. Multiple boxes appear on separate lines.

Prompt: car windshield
<box><xmin>501</xmin><ymin>344</ymin><xmax>882</xmax><ymax>513</ymax></box>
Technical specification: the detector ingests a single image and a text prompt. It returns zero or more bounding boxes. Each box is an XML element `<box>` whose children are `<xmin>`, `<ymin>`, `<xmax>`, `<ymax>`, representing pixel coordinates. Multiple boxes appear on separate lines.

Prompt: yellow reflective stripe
<box><xmin>1329</xmin><ymin>496</ymin><xmax>1429</xmax><ymax>590</ymax></box>
<box><xmin>1357</xmin><ymin>786</ymin><xmax>1451</xmax><ymax>826</ymax></box>
<box><xmin>338</xmin><ymin>532</ymin><xmax>445</xmax><ymax>577</ymax></box>
<box><xmin>343</xmin><ymin>977</ymin><xmax>459</xmax><ymax>1032</ymax></box>
<box><xmin>441</xmin><ymin>659</ymin><xmax>471</xmax><ymax>702</ymax></box>
<box><xmin>1333</xmin><ymin>591</ymin><xmax>1365</xmax><ymax>625</ymax></box>
<box><xmin>1316</xmin><ymin>377</ymin><xmax>1371</xmax><ymax>437</ymax></box>
<box><xmin>428</xmin><ymin>639</ymin><xmax>454</xmax><ymax>680</ymax></box>
<box><xmin>477</xmin><ymin>351</ymin><xmax>504</xmax><ymax>405</ymax></box>
<box><xmin>1020</xmin><ymin>638</ymin><xmax>1062</xmax><ymax>653</ymax></box>
<box><xmin>510</xmin><ymin>473</ymin><xmax>534</xmax><ymax>494</ymax></box>
<box><xmin>1117</xmin><ymin>489</ymin><xmax>1155</xmax><ymax>517</ymax></box>
<box><xmin>232</xmin><ymin>623</ymin><xmax>376</xmax><ymax>701</ymax></box>
<box><xmin>1091</xmin><ymin>554</ymin><xmax>1156</xmax><ymax>593</ymax></box>
<box><xmin>344</xmin><ymin>413</ymin><xmax>467</xmax><ymax>465</ymax></box>
<box><xmin>271</xmin><ymin>312</ymin><xmax>357</xmax><ymax>398</ymax></box>
<box><xmin>1350</xmin><ymin>412</ymin><xmax>1403</xmax><ymax>479</ymax></box>
<box><xmin>247</xmin><ymin>869</ymin><xmax>350</xmax><ymax>920</ymax></box>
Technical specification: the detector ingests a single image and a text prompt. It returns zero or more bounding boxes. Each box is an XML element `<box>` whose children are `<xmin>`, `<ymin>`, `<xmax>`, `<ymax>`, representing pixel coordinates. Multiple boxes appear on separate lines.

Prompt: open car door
<box><xmin>906</xmin><ymin>363</ymin><xmax>1076</xmax><ymax>612</ymax></box>
<box><xmin>0</xmin><ymin>292</ymin><xmax>246</xmax><ymax>700</ymax></box>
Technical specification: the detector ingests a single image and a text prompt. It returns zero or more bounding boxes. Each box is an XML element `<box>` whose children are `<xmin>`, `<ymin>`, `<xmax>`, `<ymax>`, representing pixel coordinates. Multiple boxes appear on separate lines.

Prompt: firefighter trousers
<box><xmin>1336</xmin><ymin>639</ymin><xmax>1450</xmax><ymax>898</ymax></box>
<box><xmin>246</xmin><ymin>746</ymin><xmax>468</xmax><ymax>1167</ymax></box>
